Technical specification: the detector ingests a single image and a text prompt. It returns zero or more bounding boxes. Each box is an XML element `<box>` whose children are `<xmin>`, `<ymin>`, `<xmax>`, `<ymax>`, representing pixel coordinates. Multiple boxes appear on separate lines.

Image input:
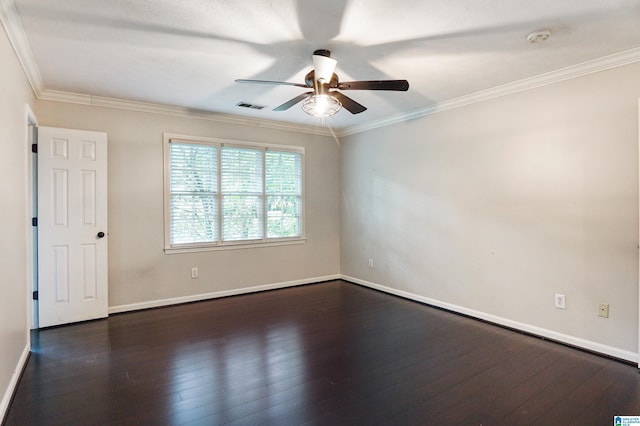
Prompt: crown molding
<box><xmin>0</xmin><ymin>0</ymin><xmax>42</xmax><ymax>96</ymax></box>
<box><xmin>340</xmin><ymin>46</ymin><xmax>640</xmax><ymax>136</ymax></box>
<box><xmin>38</xmin><ymin>89</ymin><xmax>333</xmax><ymax>137</ymax></box>
<box><xmin>35</xmin><ymin>44</ymin><xmax>640</xmax><ymax>138</ymax></box>
<box><xmin>5</xmin><ymin>0</ymin><xmax>640</xmax><ymax>138</ymax></box>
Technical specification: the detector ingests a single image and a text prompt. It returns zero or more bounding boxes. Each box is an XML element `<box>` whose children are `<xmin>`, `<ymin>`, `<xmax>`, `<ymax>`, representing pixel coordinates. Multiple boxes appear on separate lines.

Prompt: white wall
<box><xmin>0</xmin><ymin>20</ymin><xmax>34</xmax><ymax>418</ymax></box>
<box><xmin>341</xmin><ymin>63</ymin><xmax>640</xmax><ymax>361</ymax></box>
<box><xmin>34</xmin><ymin>101</ymin><xmax>341</xmax><ymax>310</ymax></box>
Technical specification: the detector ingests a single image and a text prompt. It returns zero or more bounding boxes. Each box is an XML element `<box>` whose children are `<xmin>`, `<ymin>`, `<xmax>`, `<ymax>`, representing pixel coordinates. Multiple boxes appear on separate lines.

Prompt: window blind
<box><xmin>265</xmin><ymin>150</ymin><xmax>302</xmax><ymax>238</ymax></box>
<box><xmin>165</xmin><ymin>135</ymin><xmax>304</xmax><ymax>250</ymax></box>
<box><xmin>169</xmin><ymin>143</ymin><xmax>218</xmax><ymax>244</ymax></box>
<box><xmin>221</xmin><ymin>146</ymin><xmax>263</xmax><ymax>241</ymax></box>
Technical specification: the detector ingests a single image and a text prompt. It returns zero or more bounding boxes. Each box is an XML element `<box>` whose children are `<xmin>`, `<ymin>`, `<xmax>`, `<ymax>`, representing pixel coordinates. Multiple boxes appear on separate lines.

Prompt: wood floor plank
<box><xmin>4</xmin><ymin>280</ymin><xmax>639</xmax><ymax>425</ymax></box>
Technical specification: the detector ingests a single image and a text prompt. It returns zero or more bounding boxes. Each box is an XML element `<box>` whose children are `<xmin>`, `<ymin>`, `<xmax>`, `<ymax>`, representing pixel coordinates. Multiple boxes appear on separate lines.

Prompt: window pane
<box><xmin>222</xmin><ymin>195</ymin><xmax>262</xmax><ymax>241</ymax></box>
<box><xmin>267</xmin><ymin>195</ymin><xmax>300</xmax><ymax>238</ymax></box>
<box><xmin>266</xmin><ymin>151</ymin><xmax>301</xmax><ymax>195</ymax></box>
<box><xmin>266</xmin><ymin>151</ymin><xmax>302</xmax><ymax>238</ymax></box>
<box><xmin>221</xmin><ymin>147</ymin><xmax>262</xmax><ymax>193</ymax></box>
<box><xmin>221</xmin><ymin>146</ymin><xmax>263</xmax><ymax>241</ymax></box>
<box><xmin>169</xmin><ymin>143</ymin><xmax>218</xmax><ymax>244</ymax></box>
<box><xmin>170</xmin><ymin>143</ymin><xmax>217</xmax><ymax>192</ymax></box>
<box><xmin>171</xmin><ymin>194</ymin><xmax>218</xmax><ymax>244</ymax></box>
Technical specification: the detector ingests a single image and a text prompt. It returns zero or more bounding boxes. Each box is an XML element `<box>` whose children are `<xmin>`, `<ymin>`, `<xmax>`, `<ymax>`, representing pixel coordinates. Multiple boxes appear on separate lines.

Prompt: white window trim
<box><xmin>163</xmin><ymin>133</ymin><xmax>306</xmax><ymax>254</ymax></box>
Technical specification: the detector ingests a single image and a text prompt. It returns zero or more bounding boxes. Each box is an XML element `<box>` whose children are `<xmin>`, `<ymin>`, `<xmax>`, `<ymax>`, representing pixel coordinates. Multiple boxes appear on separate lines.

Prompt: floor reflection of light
<box><xmin>264</xmin><ymin>323</ymin><xmax>306</xmax><ymax>415</ymax></box>
<box><xmin>169</xmin><ymin>322</ymin><xmax>306</xmax><ymax>423</ymax></box>
<box><xmin>168</xmin><ymin>339</ymin><xmax>222</xmax><ymax>425</ymax></box>
<box><xmin>222</xmin><ymin>323</ymin><xmax>307</xmax><ymax>421</ymax></box>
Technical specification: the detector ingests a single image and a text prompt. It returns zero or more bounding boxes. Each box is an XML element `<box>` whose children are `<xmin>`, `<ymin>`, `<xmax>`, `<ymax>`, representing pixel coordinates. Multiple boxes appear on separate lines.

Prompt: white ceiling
<box><xmin>6</xmin><ymin>0</ymin><xmax>640</xmax><ymax>133</ymax></box>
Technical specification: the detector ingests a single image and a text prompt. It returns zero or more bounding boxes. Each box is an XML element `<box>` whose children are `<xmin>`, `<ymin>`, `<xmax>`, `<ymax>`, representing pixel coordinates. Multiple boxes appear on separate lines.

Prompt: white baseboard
<box><xmin>0</xmin><ymin>344</ymin><xmax>30</xmax><ymax>422</ymax></box>
<box><xmin>109</xmin><ymin>275</ymin><xmax>341</xmax><ymax>314</ymax></box>
<box><xmin>343</xmin><ymin>275</ymin><xmax>639</xmax><ymax>365</ymax></box>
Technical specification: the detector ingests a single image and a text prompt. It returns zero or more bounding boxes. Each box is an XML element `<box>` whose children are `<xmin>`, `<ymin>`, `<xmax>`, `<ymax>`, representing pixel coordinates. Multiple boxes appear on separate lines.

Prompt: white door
<box><xmin>37</xmin><ymin>126</ymin><xmax>108</xmax><ymax>327</ymax></box>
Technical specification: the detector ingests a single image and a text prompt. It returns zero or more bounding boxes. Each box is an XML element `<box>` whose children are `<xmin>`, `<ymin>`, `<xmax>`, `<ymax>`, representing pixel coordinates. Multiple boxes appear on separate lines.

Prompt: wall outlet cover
<box><xmin>598</xmin><ymin>303</ymin><xmax>609</xmax><ymax>318</ymax></box>
<box><xmin>554</xmin><ymin>293</ymin><xmax>566</xmax><ymax>309</ymax></box>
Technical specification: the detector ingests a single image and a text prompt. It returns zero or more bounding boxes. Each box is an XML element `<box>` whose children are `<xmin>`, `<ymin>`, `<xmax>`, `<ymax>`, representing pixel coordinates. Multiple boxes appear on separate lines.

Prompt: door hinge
<box><xmin>31</xmin><ymin>143</ymin><xmax>37</xmax><ymax>153</ymax></box>
<box><xmin>32</xmin><ymin>217</ymin><xmax>37</xmax><ymax>227</ymax></box>
<box><xmin>32</xmin><ymin>291</ymin><xmax>38</xmax><ymax>301</ymax></box>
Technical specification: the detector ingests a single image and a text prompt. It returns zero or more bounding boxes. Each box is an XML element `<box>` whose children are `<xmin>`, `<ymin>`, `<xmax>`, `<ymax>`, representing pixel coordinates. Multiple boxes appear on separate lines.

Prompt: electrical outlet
<box><xmin>598</xmin><ymin>303</ymin><xmax>609</xmax><ymax>318</ymax></box>
<box><xmin>554</xmin><ymin>293</ymin><xmax>566</xmax><ymax>309</ymax></box>
<box><xmin>191</xmin><ymin>267</ymin><xmax>199</xmax><ymax>279</ymax></box>
<box><xmin>368</xmin><ymin>258</ymin><xmax>374</xmax><ymax>268</ymax></box>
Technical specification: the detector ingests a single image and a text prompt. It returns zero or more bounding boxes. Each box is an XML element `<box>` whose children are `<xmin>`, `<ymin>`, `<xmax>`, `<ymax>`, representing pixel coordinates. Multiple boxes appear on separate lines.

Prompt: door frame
<box><xmin>25</xmin><ymin>105</ymin><xmax>38</xmax><ymax>331</ymax></box>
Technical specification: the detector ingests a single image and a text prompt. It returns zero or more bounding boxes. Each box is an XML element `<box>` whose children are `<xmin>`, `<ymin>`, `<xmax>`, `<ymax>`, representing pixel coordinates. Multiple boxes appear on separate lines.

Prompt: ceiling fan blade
<box><xmin>273</xmin><ymin>92</ymin><xmax>314</xmax><ymax>111</ymax></box>
<box><xmin>236</xmin><ymin>79</ymin><xmax>309</xmax><ymax>88</ymax></box>
<box><xmin>337</xmin><ymin>80</ymin><xmax>409</xmax><ymax>91</ymax></box>
<box><xmin>331</xmin><ymin>91</ymin><xmax>367</xmax><ymax>114</ymax></box>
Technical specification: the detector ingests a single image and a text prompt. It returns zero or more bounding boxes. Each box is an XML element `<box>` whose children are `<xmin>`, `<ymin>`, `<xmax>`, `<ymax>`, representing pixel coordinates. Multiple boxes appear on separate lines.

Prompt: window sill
<box><xmin>164</xmin><ymin>238</ymin><xmax>306</xmax><ymax>255</ymax></box>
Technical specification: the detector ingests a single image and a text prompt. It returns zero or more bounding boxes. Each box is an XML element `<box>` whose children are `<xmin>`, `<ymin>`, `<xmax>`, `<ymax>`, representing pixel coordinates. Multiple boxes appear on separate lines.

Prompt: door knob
<box><xmin>97</xmin><ymin>232</ymin><xmax>105</xmax><ymax>239</ymax></box>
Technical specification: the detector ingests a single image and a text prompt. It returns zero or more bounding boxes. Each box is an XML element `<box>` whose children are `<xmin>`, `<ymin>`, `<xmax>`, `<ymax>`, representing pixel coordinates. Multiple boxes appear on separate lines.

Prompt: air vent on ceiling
<box><xmin>237</xmin><ymin>102</ymin><xmax>265</xmax><ymax>110</ymax></box>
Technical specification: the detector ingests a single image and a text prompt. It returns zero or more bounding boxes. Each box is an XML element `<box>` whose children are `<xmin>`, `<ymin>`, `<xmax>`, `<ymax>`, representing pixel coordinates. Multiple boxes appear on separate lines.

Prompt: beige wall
<box><xmin>341</xmin><ymin>63</ymin><xmax>640</xmax><ymax>361</ymax></box>
<box><xmin>34</xmin><ymin>101</ymin><xmax>341</xmax><ymax>309</ymax></box>
<box><xmin>0</xmin><ymin>22</ymin><xmax>34</xmax><ymax>416</ymax></box>
<box><xmin>3</xmin><ymin>15</ymin><xmax>640</xmax><ymax>414</ymax></box>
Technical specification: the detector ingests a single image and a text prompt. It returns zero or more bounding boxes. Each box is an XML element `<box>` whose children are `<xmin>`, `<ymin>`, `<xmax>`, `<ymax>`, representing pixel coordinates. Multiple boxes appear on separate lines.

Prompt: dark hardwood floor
<box><xmin>4</xmin><ymin>280</ymin><xmax>640</xmax><ymax>425</ymax></box>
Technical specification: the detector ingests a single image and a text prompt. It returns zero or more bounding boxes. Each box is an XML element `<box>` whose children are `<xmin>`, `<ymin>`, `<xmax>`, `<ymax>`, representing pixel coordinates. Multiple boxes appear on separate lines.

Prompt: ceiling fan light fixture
<box><xmin>312</xmin><ymin>51</ymin><xmax>338</xmax><ymax>82</ymax></box>
<box><xmin>302</xmin><ymin>94</ymin><xmax>341</xmax><ymax>117</ymax></box>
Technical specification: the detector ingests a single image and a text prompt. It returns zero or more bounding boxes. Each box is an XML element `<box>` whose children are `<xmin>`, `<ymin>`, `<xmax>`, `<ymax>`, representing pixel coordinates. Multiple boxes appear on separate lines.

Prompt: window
<box><xmin>164</xmin><ymin>134</ymin><xmax>304</xmax><ymax>252</ymax></box>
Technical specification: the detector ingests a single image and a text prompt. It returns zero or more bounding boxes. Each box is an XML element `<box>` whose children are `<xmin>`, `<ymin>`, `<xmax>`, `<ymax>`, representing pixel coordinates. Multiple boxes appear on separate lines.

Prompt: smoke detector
<box><xmin>527</xmin><ymin>29</ymin><xmax>552</xmax><ymax>43</ymax></box>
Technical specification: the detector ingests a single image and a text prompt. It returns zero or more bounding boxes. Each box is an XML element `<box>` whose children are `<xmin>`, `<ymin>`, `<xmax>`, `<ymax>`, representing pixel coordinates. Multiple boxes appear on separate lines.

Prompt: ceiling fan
<box><xmin>235</xmin><ymin>49</ymin><xmax>409</xmax><ymax>117</ymax></box>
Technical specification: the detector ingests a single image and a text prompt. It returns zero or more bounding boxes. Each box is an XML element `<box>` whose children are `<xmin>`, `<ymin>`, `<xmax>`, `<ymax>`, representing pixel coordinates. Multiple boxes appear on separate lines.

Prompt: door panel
<box><xmin>38</xmin><ymin>126</ymin><xmax>108</xmax><ymax>327</ymax></box>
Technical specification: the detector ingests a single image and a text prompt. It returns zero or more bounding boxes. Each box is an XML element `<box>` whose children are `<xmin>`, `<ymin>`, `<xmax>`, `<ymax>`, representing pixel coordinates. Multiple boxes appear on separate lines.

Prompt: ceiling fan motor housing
<box><xmin>313</xmin><ymin>49</ymin><xmax>331</xmax><ymax>57</ymax></box>
<box><xmin>305</xmin><ymin>71</ymin><xmax>339</xmax><ymax>89</ymax></box>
